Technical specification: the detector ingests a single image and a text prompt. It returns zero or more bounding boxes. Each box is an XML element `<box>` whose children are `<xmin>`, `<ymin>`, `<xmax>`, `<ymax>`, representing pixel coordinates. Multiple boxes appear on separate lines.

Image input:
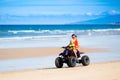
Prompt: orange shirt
<box><xmin>72</xmin><ymin>39</ymin><xmax>79</xmax><ymax>48</ymax></box>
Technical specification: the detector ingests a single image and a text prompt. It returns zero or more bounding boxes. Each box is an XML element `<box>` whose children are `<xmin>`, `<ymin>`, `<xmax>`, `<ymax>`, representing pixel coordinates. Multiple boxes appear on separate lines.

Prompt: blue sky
<box><xmin>0</xmin><ymin>0</ymin><xmax>120</xmax><ymax>24</ymax></box>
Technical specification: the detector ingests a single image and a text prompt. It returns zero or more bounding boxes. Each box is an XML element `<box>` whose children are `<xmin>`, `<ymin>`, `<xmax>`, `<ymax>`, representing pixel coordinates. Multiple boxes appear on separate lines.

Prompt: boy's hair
<box><xmin>72</xmin><ymin>34</ymin><xmax>77</xmax><ymax>37</ymax></box>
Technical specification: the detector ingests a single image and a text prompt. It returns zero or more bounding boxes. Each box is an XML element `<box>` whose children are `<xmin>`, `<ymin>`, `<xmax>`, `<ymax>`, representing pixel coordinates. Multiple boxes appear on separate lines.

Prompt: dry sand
<box><xmin>0</xmin><ymin>47</ymin><xmax>106</xmax><ymax>60</ymax></box>
<box><xmin>0</xmin><ymin>61</ymin><xmax>120</xmax><ymax>80</ymax></box>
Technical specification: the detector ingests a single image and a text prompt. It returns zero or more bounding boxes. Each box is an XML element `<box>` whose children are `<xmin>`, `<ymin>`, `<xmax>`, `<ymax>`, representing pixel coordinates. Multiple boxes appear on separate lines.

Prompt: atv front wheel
<box><xmin>55</xmin><ymin>57</ymin><xmax>63</xmax><ymax>68</ymax></box>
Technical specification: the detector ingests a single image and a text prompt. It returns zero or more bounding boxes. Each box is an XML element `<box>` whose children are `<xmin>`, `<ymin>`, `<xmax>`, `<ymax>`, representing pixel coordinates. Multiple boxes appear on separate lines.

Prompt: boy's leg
<box><xmin>73</xmin><ymin>49</ymin><xmax>77</xmax><ymax>58</ymax></box>
<box><xmin>76</xmin><ymin>50</ymin><xmax>80</xmax><ymax>58</ymax></box>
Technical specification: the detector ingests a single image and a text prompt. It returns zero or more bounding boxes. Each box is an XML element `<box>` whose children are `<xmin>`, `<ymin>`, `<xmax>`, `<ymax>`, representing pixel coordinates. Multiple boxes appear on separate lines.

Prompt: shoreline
<box><xmin>0</xmin><ymin>47</ymin><xmax>107</xmax><ymax>60</ymax></box>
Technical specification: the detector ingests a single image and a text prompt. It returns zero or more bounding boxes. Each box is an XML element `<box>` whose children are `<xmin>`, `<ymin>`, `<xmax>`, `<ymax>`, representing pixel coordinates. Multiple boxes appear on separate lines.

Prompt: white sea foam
<box><xmin>8</xmin><ymin>30</ymin><xmax>75</xmax><ymax>34</ymax></box>
<box><xmin>7</xmin><ymin>28</ymin><xmax>120</xmax><ymax>34</ymax></box>
<box><xmin>0</xmin><ymin>35</ymin><xmax>67</xmax><ymax>41</ymax></box>
<box><xmin>8</xmin><ymin>30</ymin><xmax>37</xmax><ymax>34</ymax></box>
<box><xmin>1</xmin><ymin>28</ymin><xmax>120</xmax><ymax>41</ymax></box>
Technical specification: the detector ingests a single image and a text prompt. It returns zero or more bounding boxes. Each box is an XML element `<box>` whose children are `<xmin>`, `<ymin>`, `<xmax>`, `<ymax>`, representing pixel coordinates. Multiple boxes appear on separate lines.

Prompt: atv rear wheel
<box><xmin>81</xmin><ymin>55</ymin><xmax>90</xmax><ymax>66</ymax></box>
<box><xmin>55</xmin><ymin>57</ymin><xmax>63</xmax><ymax>68</ymax></box>
<box><xmin>67</xmin><ymin>56</ymin><xmax>76</xmax><ymax>67</ymax></box>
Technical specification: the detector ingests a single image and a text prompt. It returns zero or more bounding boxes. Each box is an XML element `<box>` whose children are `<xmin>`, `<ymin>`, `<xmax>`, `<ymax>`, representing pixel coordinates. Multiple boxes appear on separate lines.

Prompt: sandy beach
<box><xmin>0</xmin><ymin>35</ymin><xmax>120</xmax><ymax>80</ymax></box>
<box><xmin>0</xmin><ymin>61</ymin><xmax>120</xmax><ymax>80</ymax></box>
<box><xmin>0</xmin><ymin>47</ymin><xmax>120</xmax><ymax>80</ymax></box>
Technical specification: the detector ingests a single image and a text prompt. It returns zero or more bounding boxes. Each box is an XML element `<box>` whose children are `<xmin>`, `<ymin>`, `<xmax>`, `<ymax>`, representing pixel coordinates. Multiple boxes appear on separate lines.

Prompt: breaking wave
<box><xmin>0</xmin><ymin>28</ymin><xmax>120</xmax><ymax>41</ymax></box>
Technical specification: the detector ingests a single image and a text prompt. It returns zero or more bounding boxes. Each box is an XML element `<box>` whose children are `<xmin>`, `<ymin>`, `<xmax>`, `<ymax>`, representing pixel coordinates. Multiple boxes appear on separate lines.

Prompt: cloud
<box><xmin>108</xmin><ymin>10</ymin><xmax>120</xmax><ymax>15</ymax></box>
<box><xmin>85</xmin><ymin>12</ymin><xmax>94</xmax><ymax>16</ymax></box>
<box><xmin>83</xmin><ymin>10</ymin><xmax>120</xmax><ymax>17</ymax></box>
<box><xmin>98</xmin><ymin>10</ymin><xmax>120</xmax><ymax>16</ymax></box>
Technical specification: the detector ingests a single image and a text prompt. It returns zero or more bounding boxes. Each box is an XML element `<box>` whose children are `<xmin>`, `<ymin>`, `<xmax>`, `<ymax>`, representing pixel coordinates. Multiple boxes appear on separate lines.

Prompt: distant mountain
<box><xmin>74</xmin><ymin>14</ymin><xmax>120</xmax><ymax>24</ymax></box>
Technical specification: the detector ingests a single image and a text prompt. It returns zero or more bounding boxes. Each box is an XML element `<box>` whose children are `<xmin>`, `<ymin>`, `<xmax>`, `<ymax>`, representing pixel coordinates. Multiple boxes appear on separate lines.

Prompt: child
<box><xmin>68</xmin><ymin>40</ymin><xmax>75</xmax><ymax>51</ymax></box>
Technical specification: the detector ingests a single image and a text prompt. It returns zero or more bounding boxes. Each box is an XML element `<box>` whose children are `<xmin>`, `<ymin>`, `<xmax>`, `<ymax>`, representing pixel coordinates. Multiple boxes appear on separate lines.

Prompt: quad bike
<box><xmin>55</xmin><ymin>47</ymin><xmax>90</xmax><ymax>68</ymax></box>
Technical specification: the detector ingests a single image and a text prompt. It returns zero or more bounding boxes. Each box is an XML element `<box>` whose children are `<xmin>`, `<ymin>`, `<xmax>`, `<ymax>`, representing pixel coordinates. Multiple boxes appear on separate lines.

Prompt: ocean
<box><xmin>0</xmin><ymin>24</ymin><xmax>120</xmax><ymax>40</ymax></box>
<box><xmin>0</xmin><ymin>24</ymin><xmax>120</xmax><ymax>48</ymax></box>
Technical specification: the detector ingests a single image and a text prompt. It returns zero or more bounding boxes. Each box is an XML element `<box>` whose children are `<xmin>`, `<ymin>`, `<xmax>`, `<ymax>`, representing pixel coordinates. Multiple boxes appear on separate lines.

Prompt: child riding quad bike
<box><xmin>55</xmin><ymin>46</ymin><xmax>90</xmax><ymax>68</ymax></box>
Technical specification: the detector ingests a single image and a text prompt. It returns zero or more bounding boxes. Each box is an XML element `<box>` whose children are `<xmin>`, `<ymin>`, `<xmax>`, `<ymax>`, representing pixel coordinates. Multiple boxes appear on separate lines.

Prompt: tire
<box><xmin>67</xmin><ymin>56</ymin><xmax>76</xmax><ymax>67</ymax></box>
<box><xmin>81</xmin><ymin>55</ymin><xmax>90</xmax><ymax>66</ymax></box>
<box><xmin>55</xmin><ymin>57</ymin><xmax>63</xmax><ymax>68</ymax></box>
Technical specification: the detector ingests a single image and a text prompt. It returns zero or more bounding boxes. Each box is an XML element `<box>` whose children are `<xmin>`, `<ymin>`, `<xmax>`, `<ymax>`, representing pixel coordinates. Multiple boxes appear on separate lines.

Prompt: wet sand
<box><xmin>0</xmin><ymin>47</ymin><xmax>106</xmax><ymax>60</ymax></box>
<box><xmin>0</xmin><ymin>61</ymin><xmax>120</xmax><ymax>80</ymax></box>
